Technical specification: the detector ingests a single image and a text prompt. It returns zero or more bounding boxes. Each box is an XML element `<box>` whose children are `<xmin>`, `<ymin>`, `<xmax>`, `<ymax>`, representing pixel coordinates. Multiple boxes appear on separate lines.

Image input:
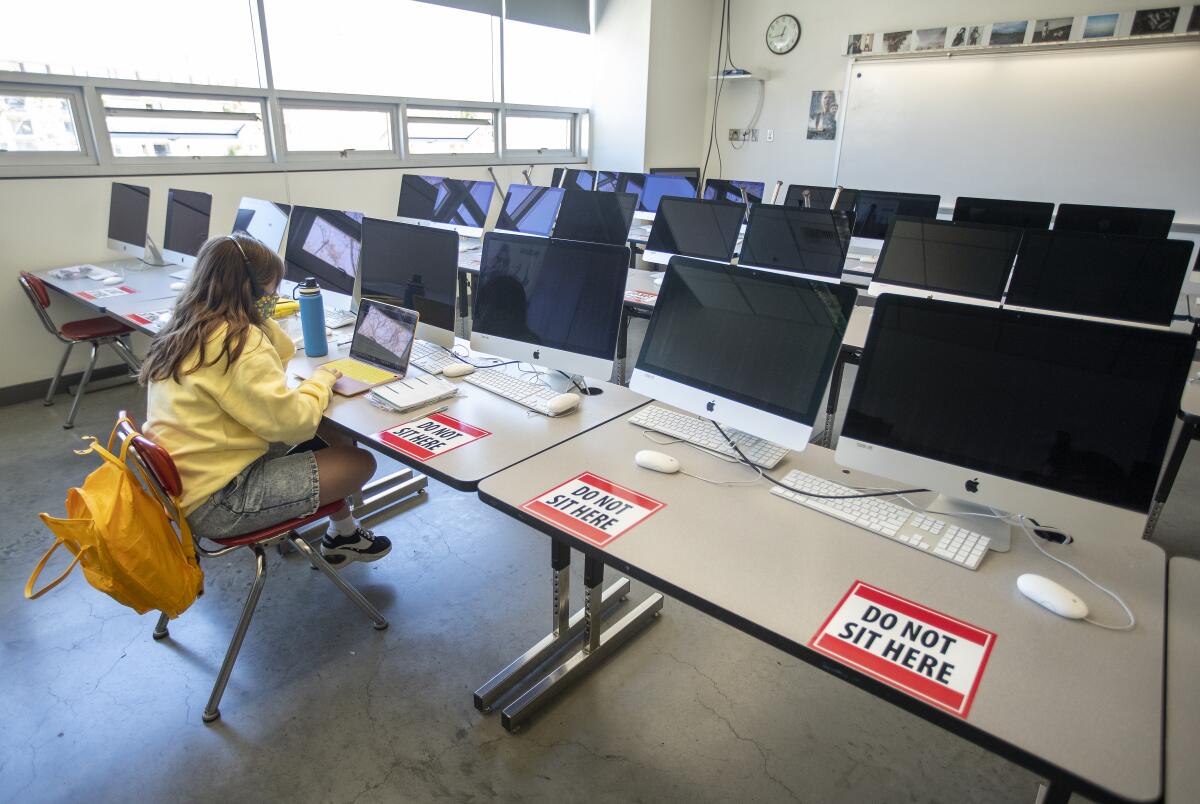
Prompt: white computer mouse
<box><xmin>1016</xmin><ymin>573</ymin><xmax>1089</xmax><ymax>620</ymax></box>
<box><xmin>170</xmin><ymin>281</ymin><xmax>187</xmax><ymax>291</ymax></box>
<box><xmin>441</xmin><ymin>362</ymin><xmax>475</xmax><ymax>378</ymax></box>
<box><xmin>652</xmin><ymin>275</ymin><xmax>664</xmax><ymax>286</ymax></box>
<box><xmin>634</xmin><ymin>449</ymin><xmax>681</xmax><ymax>474</ymax></box>
<box><xmin>102</xmin><ymin>276</ymin><xmax>124</xmax><ymax>286</ymax></box>
<box><xmin>547</xmin><ymin>393</ymin><xmax>580</xmax><ymax>416</ymax></box>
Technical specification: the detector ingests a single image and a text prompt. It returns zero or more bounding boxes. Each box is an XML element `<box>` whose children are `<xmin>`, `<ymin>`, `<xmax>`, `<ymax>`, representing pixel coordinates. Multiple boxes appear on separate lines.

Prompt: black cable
<box><xmin>709</xmin><ymin>420</ymin><xmax>930</xmax><ymax>500</ymax></box>
<box><xmin>700</xmin><ymin>0</ymin><xmax>728</xmax><ymax>188</ymax></box>
<box><xmin>557</xmin><ymin>370</ymin><xmax>588</xmax><ymax>394</ymax></box>
<box><xmin>437</xmin><ymin>344</ymin><xmax>521</xmax><ymax>370</ymax></box>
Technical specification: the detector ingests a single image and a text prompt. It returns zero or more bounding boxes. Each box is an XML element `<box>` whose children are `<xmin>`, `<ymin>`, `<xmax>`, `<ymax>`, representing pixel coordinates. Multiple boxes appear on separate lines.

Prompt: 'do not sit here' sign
<box><xmin>810</xmin><ymin>581</ymin><xmax>996</xmax><ymax>718</ymax></box>
<box><xmin>522</xmin><ymin>472</ymin><xmax>665</xmax><ymax>548</ymax></box>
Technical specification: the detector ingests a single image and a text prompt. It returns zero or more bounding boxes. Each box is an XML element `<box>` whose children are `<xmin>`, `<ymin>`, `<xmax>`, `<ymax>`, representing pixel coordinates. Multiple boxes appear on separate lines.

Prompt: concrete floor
<box><xmin>3</xmin><ymin>374</ymin><xmax>1197</xmax><ymax>803</ymax></box>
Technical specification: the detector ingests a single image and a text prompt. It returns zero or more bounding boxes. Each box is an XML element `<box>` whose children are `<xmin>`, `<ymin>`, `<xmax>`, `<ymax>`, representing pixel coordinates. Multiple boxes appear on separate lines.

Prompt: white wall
<box><xmin>0</xmin><ymin>162</ymin><xmax>561</xmax><ymax>390</ymax></box>
<box><xmin>645</xmin><ymin>0</ymin><xmax>716</xmax><ymax>170</ymax></box>
<box><xmin>590</xmin><ymin>0</ymin><xmax>653</xmax><ymax>172</ymax></box>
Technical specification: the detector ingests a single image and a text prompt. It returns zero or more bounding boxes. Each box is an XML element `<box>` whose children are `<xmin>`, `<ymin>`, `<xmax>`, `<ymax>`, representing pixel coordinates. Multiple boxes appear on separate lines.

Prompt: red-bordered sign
<box><xmin>76</xmin><ymin>286</ymin><xmax>135</xmax><ymax>300</ymax></box>
<box><xmin>809</xmin><ymin>581</ymin><xmax>996</xmax><ymax>718</ymax></box>
<box><xmin>521</xmin><ymin>471</ymin><xmax>665</xmax><ymax>548</ymax></box>
<box><xmin>377</xmin><ymin>412</ymin><xmax>491</xmax><ymax>461</ymax></box>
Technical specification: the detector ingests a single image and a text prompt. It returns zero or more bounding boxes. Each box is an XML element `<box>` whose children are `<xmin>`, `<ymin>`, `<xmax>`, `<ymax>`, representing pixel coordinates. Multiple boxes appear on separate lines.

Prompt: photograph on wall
<box><xmin>1083</xmin><ymin>13</ymin><xmax>1120</xmax><ymax>38</ymax></box>
<box><xmin>914</xmin><ymin>27</ymin><xmax>948</xmax><ymax>51</ymax></box>
<box><xmin>1131</xmin><ymin>7</ymin><xmax>1179</xmax><ymax>34</ymax></box>
<box><xmin>1188</xmin><ymin>6</ymin><xmax>1200</xmax><ymax>32</ymax></box>
<box><xmin>948</xmin><ymin>25</ymin><xmax>987</xmax><ymax>47</ymax></box>
<box><xmin>882</xmin><ymin>30</ymin><xmax>912</xmax><ymax>53</ymax></box>
<box><xmin>1032</xmin><ymin>17</ymin><xmax>1074</xmax><ymax>42</ymax></box>
<box><xmin>807</xmin><ymin>90</ymin><xmax>839</xmax><ymax>141</ymax></box>
<box><xmin>989</xmin><ymin>20</ymin><xmax>1029</xmax><ymax>45</ymax></box>
<box><xmin>846</xmin><ymin>32</ymin><xmax>875</xmax><ymax>55</ymax></box>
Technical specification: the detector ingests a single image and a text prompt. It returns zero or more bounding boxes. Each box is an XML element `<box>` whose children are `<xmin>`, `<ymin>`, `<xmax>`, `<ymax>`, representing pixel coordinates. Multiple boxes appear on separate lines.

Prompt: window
<box><xmin>503</xmin><ymin>20</ymin><xmax>593</xmax><ymax>108</ymax></box>
<box><xmin>0</xmin><ymin>88</ymin><xmax>83</xmax><ymax>154</ymax></box>
<box><xmin>405</xmin><ymin>108</ymin><xmax>496</xmax><ymax>155</ymax></box>
<box><xmin>505</xmin><ymin>114</ymin><xmax>572</xmax><ymax>153</ymax></box>
<box><xmin>2</xmin><ymin>0</ymin><xmax>262</xmax><ymax>87</ymax></box>
<box><xmin>264</xmin><ymin>0</ymin><xmax>501</xmax><ymax>102</ymax></box>
<box><xmin>102</xmin><ymin>93</ymin><xmax>267</xmax><ymax>159</ymax></box>
<box><xmin>282</xmin><ymin>106</ymin><xmax>394</xmax><ymax>154</ymax></box>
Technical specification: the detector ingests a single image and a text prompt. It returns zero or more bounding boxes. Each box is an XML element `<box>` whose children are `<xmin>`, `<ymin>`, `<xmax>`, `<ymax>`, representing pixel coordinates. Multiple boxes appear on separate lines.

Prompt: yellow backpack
<box><xmin>27</xmin><ymin>418</ymin><xmax>204</xmax><ymax>618</ymax></box>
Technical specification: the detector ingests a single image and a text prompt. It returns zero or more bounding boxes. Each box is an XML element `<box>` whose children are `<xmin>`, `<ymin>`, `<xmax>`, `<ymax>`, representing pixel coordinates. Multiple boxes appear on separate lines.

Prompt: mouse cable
<box><xmin>710</xmin><ymin>420</ymin><xmax>928</xmax><ymax>500</ymax></box>
<box><xmin>1015</xmin><ymin>515</ymin><xmax>1136</xmax><ymax>631</ymax></box>
<box><xmin>439</xmin><ymin>344</ymin><xmax>520</xmax><ymax>370</ymax></box>
<box><xmin>558</xmin><ymin>370</ymin><xmax>590</xmax><ymax>395</ymax></box>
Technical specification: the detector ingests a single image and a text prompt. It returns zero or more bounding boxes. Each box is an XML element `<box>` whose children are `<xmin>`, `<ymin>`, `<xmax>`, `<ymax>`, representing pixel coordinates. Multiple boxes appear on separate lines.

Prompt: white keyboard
<box><xmin>325</xmin><ymin>308</ymin><xmax>357</xmax><ymax>329</ymax></box>
<box><xmin>409</xmin><ymin>340</ymin><xmax>465</xmax><ymax>375</ymax></box>
<box><xmin>771</xmin><ymin>470</ymin><xmax>991</xmax><ymax>570</ymax></box>
<box><xmin>463</xmin><ymin>369</ymin><xmax>560</xmax><ymax>415</ymax></box>
<box><xmin>628</xmin><ymin>404</ymin><xmax>788</xmax><ymax>469</ymax></box>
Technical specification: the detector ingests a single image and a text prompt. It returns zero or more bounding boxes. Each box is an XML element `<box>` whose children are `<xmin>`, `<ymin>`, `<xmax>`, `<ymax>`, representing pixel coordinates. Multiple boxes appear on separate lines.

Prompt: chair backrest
<box><xmin>18</xmin><ymin>272</ymin><xmax>63</xmax><ymax>338</ymax></box>
<box><xmin>115</xmin><ymin>411</ymin><xmax>183</xmax><ymax>499</ymax></box>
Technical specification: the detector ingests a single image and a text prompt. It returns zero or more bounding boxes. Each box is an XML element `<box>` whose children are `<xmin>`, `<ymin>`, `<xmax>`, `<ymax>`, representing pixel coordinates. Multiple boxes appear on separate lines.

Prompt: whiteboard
<box><xmin>836</xmin><ymin>43</ymin><xmax>1200</xmax><ymax>228</ymax></box>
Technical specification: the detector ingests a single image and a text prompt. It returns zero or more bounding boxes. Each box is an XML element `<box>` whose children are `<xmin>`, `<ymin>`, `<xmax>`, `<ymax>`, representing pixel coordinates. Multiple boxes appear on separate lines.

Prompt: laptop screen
<box><xmin>349</xmin><ymin>299</ymin><xmax>419</xmax><ymax>376</ymax></box>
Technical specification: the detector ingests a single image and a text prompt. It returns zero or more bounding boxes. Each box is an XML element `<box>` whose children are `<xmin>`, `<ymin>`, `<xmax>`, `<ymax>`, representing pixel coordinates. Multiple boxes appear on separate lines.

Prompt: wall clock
<box><xmin>766</xmin><ymin>14</ymin><xmax>801</xmax><ymax>55</ymax></box>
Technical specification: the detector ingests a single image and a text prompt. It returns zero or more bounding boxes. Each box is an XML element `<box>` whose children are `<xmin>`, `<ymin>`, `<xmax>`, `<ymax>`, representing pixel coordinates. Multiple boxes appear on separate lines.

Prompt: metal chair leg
<box><xmin>290</xmin><ymin>535</ymin><xmax>388</xmax><ymax>630</ymax></box>
<box><xmin>44</xmin><ymin>342</ymin><xmax>73</xmax><ymax>406</ymax></box>
<box><xmin>152</xmin><ymin>611</ymin><xmax>170</xmax><ymax>640</ymax></box>
<box><xmin>109</xmin><ymin>336</ymin><xmax>142</xmax><ymax>373</ymax></box>
<box><xmin>63</xmin><ymin>342</ymin><xmax>99</xmax><ymax>429</ymax></box>
<box><xmin>203</xmin><ymin>546</ymin><xmax>269</xmax><ymax>724</ymax></box>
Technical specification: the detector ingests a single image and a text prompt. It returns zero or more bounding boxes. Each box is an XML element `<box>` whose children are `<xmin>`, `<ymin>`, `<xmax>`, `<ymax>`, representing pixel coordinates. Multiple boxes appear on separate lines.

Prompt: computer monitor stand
<box><xmin>132</xmin><ymin>235</ymin><xmax>171</xmax><ymax>270</ymax></box>
<box><xmin>925</xmin><ymin>494</ymin><xmax>1013</xmax><ymax>552</ymax></box>
<box><xmin>545</xmin><ymin>371</ymin><xmax>604</xmax><ymax>397</ymax></box>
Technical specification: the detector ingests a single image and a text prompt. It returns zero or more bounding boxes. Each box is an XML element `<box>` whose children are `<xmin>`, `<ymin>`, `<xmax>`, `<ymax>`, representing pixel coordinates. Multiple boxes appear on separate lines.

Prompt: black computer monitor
<box><xmin>495</xmin><ymin>184</ymin><xmax>565</xmax><ymax>237</ymax></box>
<box><xmin>738</xmin><ymin>205</ymin><xmax>852</xmax><ymax>282</ymax></box>
<box><xmin>471</xmin><ymin>233</ymin><xmax>631</xmax><ymax>379</ymax></box>
<box><xmin>630</xmin><ymin>258</ymin><xmax>858</xmax><ymax>449</ymax></box>
<box><xmin>396</xmin><ymin>174</ymin><xmax>495</xmax><ymax>235</ymax></box>
<box><xmin>107</xmin><ymin>182</ymin><xmax>150</xmax><ymax>258</ymax></box>
<box><xmin>639</xmin><ymin>173</ymin><xmax>699</xmax><ymax>214</ymax></box>
<box><xmin>595</xmin><ymin>171</ymin><xmax>619</xmax><ymax>192</ymax></box>
<box><xmin>644</xmin><ymin>197</ymin><xmax>744</xmax><ymax>263</ymax></box>
<box><xmin>870</xmin><ymin>217</ymin><xmax>1023</xmax><ymax>303</ymax></box>
<box><xmin>1053</xmin><ymin>203</ymin><xmax>1175</xmax><ymax>238</ymax></box>
<box><xmin>359</xmin><ymin>217</ymin><xmax>458</xmax><ymax>345</ymax></box>
<box><xmin>784</xmin><ymin>184</ymin><xmax>858</xmax><ymax>212</ymax></box>
<box><xmin>551</xmin><ymin>168</ymin><xmax>596</xmax><ymax>191</ymax></box>
<box><xmin>952</xmin><ymin>196</ymin><xmax>1054</xmax><ymax>229</ymax></box>
<box><xmin>852</xmin><ymin>190</ymin><xmax>941</xmax><ymax>241</ymax></box>
<box><xmin>838</xmin><ymin>294</ymin><xmax>1194</xmax><ymax>516</ymax></box>
<box><xmin>552</xmin><ymin>189</ymin><xmax>638</xmax><ymax>246</ymax></box>
<box><xmin>162</xmin><ymin>189</ymin><xmax>212</xmax><ymax>267</ymax></box>
<box><xmin>1006</xmin><ymin>230</ymin><xmax>1194</xmax><ymax>326</ymax></box>
<box><xmin>649</xmin><ymin>167</ymin><xmax>701</xmax><ymax>180</ymax></box>
<box><xmin>703</xmin><ymin>179</ymin><xmax>765</xmax><ymax>205</ymax></box>
<box><xmin>616</xmin><ymin>172</ymin><xmax>646</xmax><ymax>207</ymax></box>
<box><xmin>284</xmin><ymin>206</ymin><xmax>363</xmax><ymax>294</ymax></box>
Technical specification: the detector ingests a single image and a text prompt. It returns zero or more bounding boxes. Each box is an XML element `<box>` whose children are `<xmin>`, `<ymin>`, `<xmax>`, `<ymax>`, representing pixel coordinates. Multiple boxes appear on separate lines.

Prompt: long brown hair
<box><xmin>139</xmin><ymin>233</ymin><xmax>285</xmax><ymax>384</ymax></box>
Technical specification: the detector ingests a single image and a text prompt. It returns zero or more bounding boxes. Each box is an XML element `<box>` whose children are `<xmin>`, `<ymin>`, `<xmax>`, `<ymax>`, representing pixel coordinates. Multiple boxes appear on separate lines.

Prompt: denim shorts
<box><xmin>187</xmin><ymin>444</ymin><xmax>321</xmax><ymax>540</ymax></box>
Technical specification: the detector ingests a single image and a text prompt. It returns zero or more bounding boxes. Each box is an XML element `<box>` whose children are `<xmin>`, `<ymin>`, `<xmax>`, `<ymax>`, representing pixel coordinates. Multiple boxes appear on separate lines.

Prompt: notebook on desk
<box><xmin>296</xmin><ymin>298</ymin><xmax>418</xmax><ymax>396</ymax></box>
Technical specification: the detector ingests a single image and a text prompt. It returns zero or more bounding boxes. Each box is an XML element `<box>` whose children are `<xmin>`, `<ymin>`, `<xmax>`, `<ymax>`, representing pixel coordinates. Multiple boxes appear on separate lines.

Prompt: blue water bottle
<box><xmin>296</xmin><ymin>277</ymin><xmax>328</xmax><ymax>357</ymax></box>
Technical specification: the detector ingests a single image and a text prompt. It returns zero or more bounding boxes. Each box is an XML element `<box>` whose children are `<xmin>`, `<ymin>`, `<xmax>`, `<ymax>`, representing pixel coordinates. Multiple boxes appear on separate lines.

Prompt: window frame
<box><xmin>502</xmin><ymin>107</ymin><xmax>578</xmax><ymax>157</ymax></box>
<box><xmin>0</xmin><ymin>82</ymin><xmax>95</xmax><ymax>166</ymax></box>
<box><xmin>277</xmin><ymin>98</ymin><xmax>399</xmax><ymax>161</ymax></box>
<box><xmin>403</xmin><ymin>102</ymin><xmax>500</xmax><ymax>161</ymax></box>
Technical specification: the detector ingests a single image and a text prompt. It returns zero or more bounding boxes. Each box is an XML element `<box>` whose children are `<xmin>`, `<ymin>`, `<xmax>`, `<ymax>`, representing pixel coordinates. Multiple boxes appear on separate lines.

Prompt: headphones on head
<box><xmin>224</xmin><ymin>234</ymin><xmax>264</xmax><ymax>298</ymax></box>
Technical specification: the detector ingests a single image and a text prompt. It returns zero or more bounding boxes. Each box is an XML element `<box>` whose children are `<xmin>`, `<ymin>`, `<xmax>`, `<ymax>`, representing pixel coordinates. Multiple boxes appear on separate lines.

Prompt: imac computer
<box><xmin>703</xmin><ymin>178</ymin><xmax>765</xmax><ymax>206</ymax></box>
<box><xmin>232</xmin><ymin>197</ymin><xmax>291</xmax><ymax>252</ymax></box>
<box><xmin>494</xmin><ymin>184</ymin><xmax>564</xmax><ymax>237</ymax></box>
<box><xmin>396</xmin><ymin>174</ymin><xmax>495</xmax><ymax>238</ymax></box>
<box><xmin>784</xmin><ymin>184</ymin><xmax>858</xmax><ymax>212</ymax></box>
<box><xmin>552</xmin><ymin>189</ymin><xmax>638</xmax><ymax>246</ymax></box>
<box><xmin>594</xmin><ymin>171</ymin><xmax>619</xmax><ymax>192</ymax></box>
<box><xmin>849</xmin><ymin>190</ymin><xmax>941</xmax><ymax>255</ymax></box>
<box><xmin>643</xmin><ymin>197</ymin><xmax>743</xmax><ymax>266</ymax></box>
<box><xmin>837</xmin><ymin>294</ymin><xmax>1193</xmax><ymax>543</ymax></box>
<box><xmin>1004</xmin><ymin>230</ymin><xmax>1194</xmax><ymax>327</ymax></box>
<box><xmin>635</xmin><ymin>173</ymin><xmax>699</xmax><ymax>220</ymax></box>
<box><xmin>359</xmin><ymin>217</ymin><xmax>459</xmax><ymax>349</ymax></box>
<box><xmin>868</xmin><ymin>217</ymin><xmax>1023</xmax><ymax>305</ymax></box>
<box><xmin>471</xmin><ymin>232</ymin><xmax>631</xmax><ymax>382</ymax></box>
<box><xmin>648</xmin><ymin>167</ymin><xmax>701</xmax><ymax>180</ymax></box>
<box><xmin>738</xmin><ymin>205</ymin><xmax>852</xmax><ymax>282</ymax></box>
<box><xmin>162</xmin><ymin>188</ymin><xmax>212</xmax><ymax>269</ymax></box>
<box><xmin>1053</xmin><ymin>203</ymin><xmax>1175</xmax><ymax>239</ymax></box>
<box><xmin>952</xmin><ymin>196</ymin><xmax>1054</xmax><ymax>229</ymax></box>
<box><xmin>552</xmin><ymin>168</ymin><xmax>596</xmax><ymax>191</ymax></box>
<box><xmin>283</xmin><ymin>206</ymin><xmax>363</xmax><ymax>295</ymax></box>
<box><xmin>107</xmin><ymin>182</ymin><xmax>151</xmax><ymax>259</ymax></box>
<box><xmin>631</xmin><ymin>257</ymin><xmax>857</xmax><ymax>451</ymax></box>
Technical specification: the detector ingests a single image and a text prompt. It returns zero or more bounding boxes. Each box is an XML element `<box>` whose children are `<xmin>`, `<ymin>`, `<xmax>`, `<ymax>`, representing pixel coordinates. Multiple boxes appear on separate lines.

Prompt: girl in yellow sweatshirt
<box><xmin>141</xmin><ymin>234</ymin><xmax>390</xmax><ymax>565</ymax></box>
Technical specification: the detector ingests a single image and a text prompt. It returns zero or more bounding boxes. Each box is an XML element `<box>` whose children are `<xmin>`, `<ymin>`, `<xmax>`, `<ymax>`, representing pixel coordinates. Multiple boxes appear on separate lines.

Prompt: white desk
<box><xmin>1166</xmin><ymin>556</ymin><xmax>1200</xmax><ymax>804</ymax></box>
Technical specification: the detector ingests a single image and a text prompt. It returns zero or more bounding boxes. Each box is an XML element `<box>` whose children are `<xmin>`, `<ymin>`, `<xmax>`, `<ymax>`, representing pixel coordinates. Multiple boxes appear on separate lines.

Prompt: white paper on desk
<box><xmin>50</xmin><ymin>264</ymin><xmax>117</xmax><ymax>281</ymax></box>
<box><xmin>369</xmin><ymin>375</ymin><xmax>458</xmax><ymax>413</ymax></box>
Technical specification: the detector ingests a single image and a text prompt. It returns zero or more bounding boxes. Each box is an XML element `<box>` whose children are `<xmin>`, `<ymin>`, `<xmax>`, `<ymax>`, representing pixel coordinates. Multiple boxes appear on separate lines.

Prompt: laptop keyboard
<box><xmin>321</xmin><ymin>357</ymin><xmax>395</xmax><ymax>385</ymax></box>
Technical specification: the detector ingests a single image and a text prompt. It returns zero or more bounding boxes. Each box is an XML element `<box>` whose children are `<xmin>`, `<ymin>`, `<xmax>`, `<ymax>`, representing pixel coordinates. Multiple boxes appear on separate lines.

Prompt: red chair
<box><xmin>113</xmin><ymin>412</ymin><xmax>388</xmax><ymax>723</ymax></box>
<box><xmin>19</xmin><ymin>271</ymin><xmax>141</xmax><ymax>429</ymax></box>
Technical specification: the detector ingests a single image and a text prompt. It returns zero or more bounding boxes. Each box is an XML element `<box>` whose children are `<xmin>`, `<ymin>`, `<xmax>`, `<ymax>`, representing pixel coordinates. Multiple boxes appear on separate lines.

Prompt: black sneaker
<box><xmin>320</xmin><ymin>528</ymin><xmax>391</xmax><ymax>566</ymax></box>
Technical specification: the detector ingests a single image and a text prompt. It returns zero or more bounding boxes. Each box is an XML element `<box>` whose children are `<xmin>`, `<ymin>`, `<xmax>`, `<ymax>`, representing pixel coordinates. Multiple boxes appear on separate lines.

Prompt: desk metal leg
<box><xmin>1145</xmin><ymin>417</ymin><xmax>1196</xmax><ymax>538</ymax></box>
<box><xmin>456</xmin><ymin>270</ymin><xmax>471</xmax><ymax>339</ymax></box>
<box><xmin>498</xmin><ymin>555</ymin><xmax>663</xmax><ymax>732</ymax></box>
<box><xmin>613</xmin><ymin>305</ymin><xmax>632</xmax><ymax>385</ymax></box>
<box><xmin>823</xmin><ymin>349</ymin><xmax>849</xmax><ymax>448</ymax></box>
<box><xmin>1034</xmin><ymin>781</ymin><xmax>1071</xmax><ymax>804</ymax></box>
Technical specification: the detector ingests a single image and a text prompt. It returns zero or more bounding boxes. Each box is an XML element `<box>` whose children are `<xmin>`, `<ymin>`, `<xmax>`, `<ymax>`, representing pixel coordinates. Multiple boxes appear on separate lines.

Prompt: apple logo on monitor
<box><xmin>706</xmin><ymin>400</ymin><xmax>716</xmax><ymax>412</ymax></box>
<box><xmin>965</xmin><ymin>478</ymin><xmax>980</xmax><ymax>494</ymax></box>
<box><xmin>533</xmin><ymin>349</ymin><xmax>541</xmax><ymax>360</ymax></box>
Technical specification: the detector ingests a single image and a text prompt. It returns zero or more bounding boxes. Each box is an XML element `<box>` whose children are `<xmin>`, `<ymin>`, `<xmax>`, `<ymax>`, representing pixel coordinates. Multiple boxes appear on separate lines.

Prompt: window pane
<box><xmin>0</xmin><ymin>93</ymin><xmax>80</xmax><ymax>152</ymax></box>
<box><xmin>266</xmin><ymin>0</ymin><xmax>500</xmax><ymax>102</ymax></box>
<box><xmin>506</xmin><ymin>115</ymin><xmax>571</xmax><ymax>151</ymax></box>
<box><xmin>102</xmin><ymin>94</ymin><xmax>266</xmax><ymax>158</ymax></box>
<box><xmin>406</xmin><ymin>109</ymin><xmax>495</xmax><ymax>155</ymax></box>
<box><xmin>1</xmin><ymin>1</ymin><xmax>261</xmax><ymax>87</ymax></box>
<box><xmin>503</xmin><ymin>20</ymin><xmax>592</xmax><ymax>107</ymax></box>
<box><xmin>283</xmin><ymin>108</ymin><xmax>392</xmax><ymax>152</ymax></box>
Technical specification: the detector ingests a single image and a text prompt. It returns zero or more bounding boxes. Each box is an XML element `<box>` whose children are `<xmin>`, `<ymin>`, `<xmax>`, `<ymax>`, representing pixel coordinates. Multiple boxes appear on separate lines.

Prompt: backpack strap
<box><xmin>24</xmin><ymin>538</ymin><xmax>88</xmax><ymax>600</ymax></box>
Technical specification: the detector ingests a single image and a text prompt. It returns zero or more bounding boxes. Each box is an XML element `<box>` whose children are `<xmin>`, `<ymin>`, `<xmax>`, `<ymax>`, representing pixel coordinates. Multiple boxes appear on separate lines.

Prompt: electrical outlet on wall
<box><xmin>728</xmin><ymin>128</ymin><xmax>759</xmax><ymax>143</ymax></box>
<box><xmin>766</xmin><ymin>129</ymin><xmax>774</xmax><ymax>142</ymax></box>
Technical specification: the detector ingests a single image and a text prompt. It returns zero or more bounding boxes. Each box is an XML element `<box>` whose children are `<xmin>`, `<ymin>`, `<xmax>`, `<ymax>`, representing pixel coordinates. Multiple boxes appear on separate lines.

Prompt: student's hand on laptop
<box><xmin>316</xmin><ymin>366</ymin><xmax>343</xmax><ymax>381</ymax></box>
